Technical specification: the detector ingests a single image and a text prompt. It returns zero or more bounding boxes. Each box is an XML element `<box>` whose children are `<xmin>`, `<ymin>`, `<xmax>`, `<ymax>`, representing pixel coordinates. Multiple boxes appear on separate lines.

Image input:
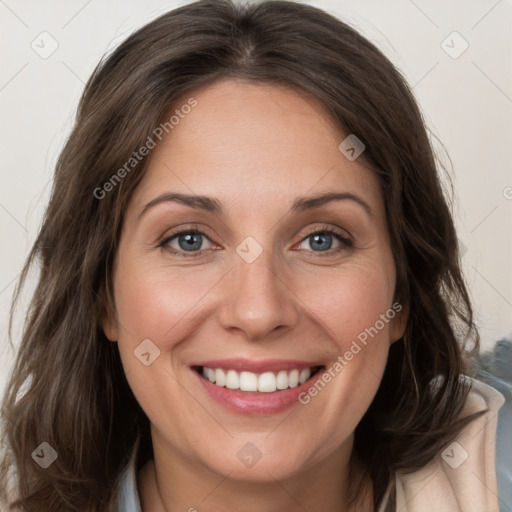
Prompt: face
<box><xmin>104</xmin><ymin>79</ymin><xmax>406</xmax><ymax>483</ymax></box>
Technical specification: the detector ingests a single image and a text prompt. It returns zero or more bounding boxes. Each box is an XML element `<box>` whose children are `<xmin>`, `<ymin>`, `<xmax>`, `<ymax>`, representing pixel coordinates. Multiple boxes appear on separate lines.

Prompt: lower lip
<box><xmin>192</xmin><ymin>367</ymin><xmax>325</xmax><ymax>415</ymax></box>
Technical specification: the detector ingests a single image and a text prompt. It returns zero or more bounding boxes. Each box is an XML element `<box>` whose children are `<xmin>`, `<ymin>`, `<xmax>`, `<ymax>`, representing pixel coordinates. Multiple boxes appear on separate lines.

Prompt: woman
<box><xmin>0</xmin><ymin>1</ymin><xmax>505</xmax><ymax>511</ymax></box>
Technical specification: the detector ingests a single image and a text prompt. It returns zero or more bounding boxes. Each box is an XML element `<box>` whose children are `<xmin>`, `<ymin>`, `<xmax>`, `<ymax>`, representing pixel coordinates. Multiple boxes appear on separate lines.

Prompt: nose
<box><xmin>217</xmin><ymin>248</ymin><xmax>299</xmax><ymax>341</ymax></box>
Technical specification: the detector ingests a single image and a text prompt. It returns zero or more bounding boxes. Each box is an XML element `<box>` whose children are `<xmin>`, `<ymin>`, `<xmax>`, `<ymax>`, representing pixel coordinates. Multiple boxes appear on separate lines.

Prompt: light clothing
<box><xmin>476</xmin><ymin>334</ymin><xmax>512</xmax><ymax>509</ymax></box>
<box><xmin>115</xmin><ymin>377</ymin><xmax>506</xmax><ymax>512</ymax></box>
<box><xmin>115</xmin><ymin>441</ymin><xmax>142</xmax><ymax>512</ymax></box>
<box><xmin>477</xmin><ymin>372</ymin><xmax>512</xmax><ymax>510</ymax></box>
<box><xmin>378</xmin><ymin>377</ymin><xmax>505</xmax><ymax>512</ymax></box>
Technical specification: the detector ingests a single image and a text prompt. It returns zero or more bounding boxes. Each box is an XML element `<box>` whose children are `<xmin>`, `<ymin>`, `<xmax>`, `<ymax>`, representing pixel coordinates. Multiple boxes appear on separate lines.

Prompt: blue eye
<box><xmin>177</xmin><ymin>232</ymin><xmax>203</xmax><ymax>251</ymax></box>
<box><xmin>298</xmin><ymin>230</ymin><xmax>351</xmax><ymax>253</ymax></box>
<box><xmin>161</xmin><ymin>230</ymin><xmax>215</xmax><ymax>254</ymax></box>
<box><xmin>308</xmin><ymin>232</ymin><xmax>334</xmax><ymax>251</ymax></box>
<box><xmin>160</xmin><ymin>227</ymin><xmax>352</xmax><ymax>258</ymax></box>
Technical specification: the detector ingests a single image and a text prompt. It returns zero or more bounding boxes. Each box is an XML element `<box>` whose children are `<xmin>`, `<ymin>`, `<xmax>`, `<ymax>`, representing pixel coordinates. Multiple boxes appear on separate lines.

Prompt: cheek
<box><xmin>296</xmin><ymin>261</ymin><xmax>395</xmax><ymax>350</ymax></box>
<box><xmin>113</xmin><ymin>257</ymin><xmax>223</xmax><ymax>349</ymax></box>
<box><xmin>291</xmin><ymin>268</ymin><xmax>395</xmax><ymax>452</ymax></box>
<box><xmin>291</xmin><ymin>256</ymin><xmax>396</xmax><ymax>428</ymax></box>
<box><xmin>111</xmin><ymin>259</ymin><xmax>214</xmax><ymax>442</ymax></box>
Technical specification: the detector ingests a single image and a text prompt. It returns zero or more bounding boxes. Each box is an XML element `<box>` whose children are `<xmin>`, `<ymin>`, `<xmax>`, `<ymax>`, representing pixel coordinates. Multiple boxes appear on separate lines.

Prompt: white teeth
<box><xmin>225</xmin><ymin>370</ymin><xmax>239</xmax><ymax>389</ymax></box>
<box><xmin>299</xmin><ymin>368</ymin><xmax>311</xmax><ymax>385</ymax></box>
<box><xmin>276</xmin><ymin>370</ymin><xmax>289</xmax><ymax>390</ymax></box>
<box><xmin>199</xmin><ymin>366</ymin><xmax>317</xmax><ymax>392</ymax></box>
<box><xmin>239</xmin><ymin>371</ymin><xmax>258</xmax><ymax>391</ymax></box>
<box><xmin>288</xmin><ymin>369</ymin><xmax>299</xmax><ymax>388</ymax></box>
<box><xmin>215</xmin><ymin>368</ymin><xmax>226</xmax><ymax>387</ymax></box>
<box><xmin>258</xmin><ymin>372</ymin><xmax>276</xmax><ymax>392</ymax></box>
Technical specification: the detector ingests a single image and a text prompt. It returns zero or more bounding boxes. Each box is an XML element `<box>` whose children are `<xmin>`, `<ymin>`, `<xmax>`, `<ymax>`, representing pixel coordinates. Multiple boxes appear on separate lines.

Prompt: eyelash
<box><xmin>158</xmin><ymin>225</ymin><xmax>353</xmax><ymax>258</ymax></box>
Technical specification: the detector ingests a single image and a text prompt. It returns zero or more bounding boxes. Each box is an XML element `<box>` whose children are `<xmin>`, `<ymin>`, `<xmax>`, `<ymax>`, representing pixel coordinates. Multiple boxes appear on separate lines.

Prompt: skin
<box><xmin>103</xmin><ymin>78</ymin><xmax>407</xmax><ymax>511</ymax></box>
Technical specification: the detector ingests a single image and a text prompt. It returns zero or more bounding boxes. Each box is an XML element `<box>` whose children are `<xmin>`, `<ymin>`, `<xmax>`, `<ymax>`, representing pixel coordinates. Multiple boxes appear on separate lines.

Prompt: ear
<box><xmin>99</xmin><ymin>285</ymin><xmax>119</xmax><ymax>342</ymax></box>
<box><xmin>389</xmin><ymin>300</ymin><xmax>409</xmax><ymax>344</ymax></box>
<box><xmin>101</xmin><ymin>305</ymin><xmax>119</xmax><ymax>342</ymax></box>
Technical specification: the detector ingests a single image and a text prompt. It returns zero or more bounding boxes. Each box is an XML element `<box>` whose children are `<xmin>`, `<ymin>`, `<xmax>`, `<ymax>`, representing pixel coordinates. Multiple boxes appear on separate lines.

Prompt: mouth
<box><xmin>192</xmin><ymin>365</ymin><xmax>324</xmax><ymax>393</ymax></box>
<box><xmin>190</xmin><ymin>358</ymin><xmax>327</xmax><ymax>415</ymax></box>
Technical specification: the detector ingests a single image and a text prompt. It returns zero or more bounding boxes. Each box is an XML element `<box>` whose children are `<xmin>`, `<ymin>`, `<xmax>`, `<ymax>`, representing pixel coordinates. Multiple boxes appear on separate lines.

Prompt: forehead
<box><xmin>131</xmin><ymin>79</ymin><xmax>382</xmax><ymax>216</ymax></box>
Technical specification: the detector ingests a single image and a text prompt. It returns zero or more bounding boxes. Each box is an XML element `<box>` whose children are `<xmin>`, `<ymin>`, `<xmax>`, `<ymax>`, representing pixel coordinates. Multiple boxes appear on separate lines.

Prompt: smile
<box><xmin>198</xmin><ymin>366</ymin><xmax>323</xmax><ymax>392</ymax></box>
<box><xmin>191</xmin><ymin>358</ymin><xmax>327</xmax><ymax>415</ymax></box>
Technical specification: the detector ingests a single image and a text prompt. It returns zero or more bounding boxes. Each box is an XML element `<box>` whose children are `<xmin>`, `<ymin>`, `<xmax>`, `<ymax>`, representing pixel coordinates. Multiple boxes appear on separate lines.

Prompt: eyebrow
<box><xmin>139</xmin><ymin>191</ymin><xmax>373</xmax><ymax>219</ymax></box>
<box><xmin>291</xmin><ymin>192</ymin><xmax>373</xmax><ymax>218</ymax></box>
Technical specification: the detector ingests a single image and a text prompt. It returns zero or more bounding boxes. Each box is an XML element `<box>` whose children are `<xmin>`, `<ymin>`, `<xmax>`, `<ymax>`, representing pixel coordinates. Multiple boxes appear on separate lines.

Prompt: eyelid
<box><xmin>296</xmin><ymin>224</ymin><xmax>353</xmax><ymax>244</ymax></box>
<box><xmin>158</xmin><ymin>223</ymin><xmax>217</xmax><ymax>243</ymax></box>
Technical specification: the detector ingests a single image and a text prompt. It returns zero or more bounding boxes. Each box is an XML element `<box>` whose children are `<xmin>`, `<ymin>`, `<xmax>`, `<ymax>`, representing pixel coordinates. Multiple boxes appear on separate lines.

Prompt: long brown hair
<box><xmin>0</xmin><ymin>1</ymin><xmax>480</xmax><ymax>510</ymax></box>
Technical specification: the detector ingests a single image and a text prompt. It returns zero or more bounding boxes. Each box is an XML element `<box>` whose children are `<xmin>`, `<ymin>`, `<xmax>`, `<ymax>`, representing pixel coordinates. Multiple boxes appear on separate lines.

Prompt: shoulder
<box><xmin>477</xmin><ymin>366</ymin><xmax>512</xmax><ymax>512</ymax></box>
<box><xmin>390</xmin><ymin>376</ymin><xmax>505</xmax><ymax>512</ymax></box>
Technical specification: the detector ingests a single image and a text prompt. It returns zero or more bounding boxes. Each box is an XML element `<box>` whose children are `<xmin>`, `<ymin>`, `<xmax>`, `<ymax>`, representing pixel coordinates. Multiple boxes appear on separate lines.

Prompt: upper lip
<box><xmin>191</xmin><ymin>358</ymin><xmax>323</xmax><ymax>373</ymax></box>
